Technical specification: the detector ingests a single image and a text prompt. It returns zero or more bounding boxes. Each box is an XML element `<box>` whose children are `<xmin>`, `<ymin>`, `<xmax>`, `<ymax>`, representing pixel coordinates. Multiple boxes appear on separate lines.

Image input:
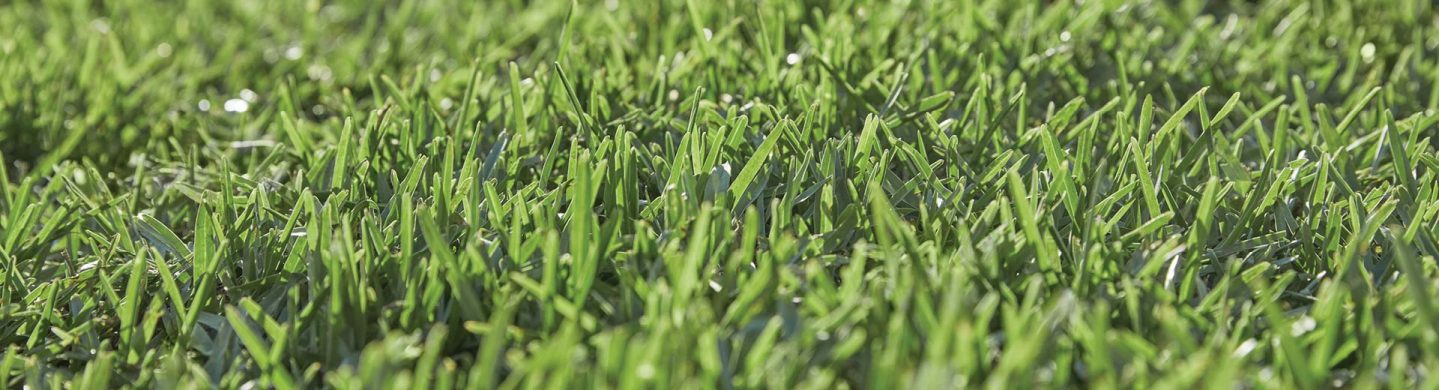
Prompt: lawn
<box><xmin>3</xmin><ymin>0</ymin><xmax>1439</xmax><ymax>388</ymax></box>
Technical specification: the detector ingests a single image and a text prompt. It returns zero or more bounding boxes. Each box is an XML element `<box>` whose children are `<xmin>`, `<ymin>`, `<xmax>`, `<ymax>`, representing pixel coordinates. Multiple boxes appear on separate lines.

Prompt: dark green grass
<box><xmin>3</xmin><ymin>0</ymin><xmax>1439</xmax><ymax>387</ymax></box>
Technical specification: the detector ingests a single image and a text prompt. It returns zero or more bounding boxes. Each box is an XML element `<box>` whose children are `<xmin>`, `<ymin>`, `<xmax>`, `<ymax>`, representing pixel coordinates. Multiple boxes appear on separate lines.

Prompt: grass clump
<box><xmin>3</xmin><ymin>0</ymin><xmax>1439</xmax><ymax>387</ymax></box>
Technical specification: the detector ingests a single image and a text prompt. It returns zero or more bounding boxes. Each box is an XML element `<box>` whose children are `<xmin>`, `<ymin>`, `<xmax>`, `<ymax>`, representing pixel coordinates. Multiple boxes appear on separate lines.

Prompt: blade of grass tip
<box><xmin>279</xmin><ymin>105</ymin><xmax>311</xmax><ymax>159</ymax></box>
<box><xmin>1335</xmin><ymin>87</ymin><xmax>1382</xmax><ymax>136</ymax></box>
<box><xmin>149</xmin><ymin>249</ymin><xmax>188</xmax><ymax>328</ymax></box>
<box><xmin>1127</xmin><ymin>139</ymin><xmax>1162</xmax><ymax>219</ymax></box>
<box><xmin>1208</xmin><ymin>92</ymin><xmax>1243</xmax><ymax>128</ymax></box>
<box><xmin>1339</xmin><ymin>199</ymin><xmax>1395</xmax><ymax>278</ymax></box>
<box><xmin>1006</xmin><ymin>169</ymin><xmax>1059</xmax><ymax>283</ymax></box>
<box><xmin>1038</xmin><ymin>121</ymin><xmax>1079</xmax><ymax>218</ymax></box>
<box><xmin>1382</xmin><ymin>109</ymin><xmax>1418</xmax><ymax>198</ymax></box>
<box><xmin>878</xmin><ymin>68</ymin><xmax>909</xmax><ymax>117</ymax></box>
<box><xmin>554</xmin><ymin>63</ymin><xmax>596</xmax><ymax>139</ymax></box>
<box><xmin>118</xmin><ymin>248</ymin><xmax>148</xmax><ymax>362</ymax></box>
<box><xmin>134</xmin><ymin>213</ymin><xmax>191</xmax><ymax>260</ymax></box>
<box><xmin>330</xmin><ymin>117</ymin><xmax>355</xmax><ymax>192</ymax></box>
<box><xmin>728</xmin><ymin>120</ymin><xmax>783</xmax><ymax>202</ymax></box>
<box><xmin>508</xmin><ymin>62</ymin><xmax>529</xmax><ymax>136</ymax></box>
<box><xmin>1153</xmin><ymin>87</ymin><xmax>1206</xmax><ymax>163</ymax></box>
<box><xmin>685</xmin><ymin>87</ymin><xmax>708</xmax><ymax>170</ymax></box>
<box><xmin>1187</xmin><ymin>177</ymin><xmax>1221</xmax><ymax>256</ymax></box>
<box><xmin>913</xmin><ymin>91</ymin><xmax>956</xmax><ymax>116</ymax></box>
<box><xmin>1137</xmin><ymin>95</ymin><xmax>1154</xmax><ymax>145</ymax></box>
<box><xmin>984</xmin><ymin>89</ymin><xmax>1026</xmax><ymax>144</ymax></box>
<box><xmin>566</xmin><ymin>151</ymin><xmax>605</xmax><ymax>305</ymax></box>
<box><xmin>1174</xmin><ymin>92</ymin><xmax>1240</xmax><ymax>169</ymax></box>
<box><xmin>24</xmin><ymin>283</ymin><xmax>58</xmax><ymax>349</ymax></box>
<box><xmin>1236</xmin><ymin>96</ymin><xmax>1288</xmax><ymax>136</ymax></box>
<box><xmin>847</xmin><ymin>114</ymin><xmax>877</xmax><ymax>164</ymax></box>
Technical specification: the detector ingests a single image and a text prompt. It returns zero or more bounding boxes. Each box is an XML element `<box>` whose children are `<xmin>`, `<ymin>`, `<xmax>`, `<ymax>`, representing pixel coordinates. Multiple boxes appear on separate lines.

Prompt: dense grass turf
<box><xmin>3</xmin><ymin>0</ymin><xmax>1439</xmax><ymax>387</ymax></box>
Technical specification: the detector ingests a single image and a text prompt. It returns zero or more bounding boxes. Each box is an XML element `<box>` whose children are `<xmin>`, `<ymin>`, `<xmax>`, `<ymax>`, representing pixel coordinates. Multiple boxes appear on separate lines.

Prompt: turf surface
<box><xmin>3</xmin><ymin>0</ymin><xmax>1439</xmax><ymax>388</ymax></box>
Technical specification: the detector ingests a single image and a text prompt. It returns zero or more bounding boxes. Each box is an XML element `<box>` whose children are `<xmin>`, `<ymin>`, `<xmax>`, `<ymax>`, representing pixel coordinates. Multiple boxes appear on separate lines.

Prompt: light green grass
<box><xmin>3</xmin><ymin>0</ymin><xmax>1439</xmax><ymax>388</ymax></box>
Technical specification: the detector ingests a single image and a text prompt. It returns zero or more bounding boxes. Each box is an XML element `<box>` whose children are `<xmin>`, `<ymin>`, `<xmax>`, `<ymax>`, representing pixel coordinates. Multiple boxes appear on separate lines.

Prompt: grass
<box><xmin>2</xmin><ymin>0</ymin><xmax>1439</xmax><ymax>387</ymax></box>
